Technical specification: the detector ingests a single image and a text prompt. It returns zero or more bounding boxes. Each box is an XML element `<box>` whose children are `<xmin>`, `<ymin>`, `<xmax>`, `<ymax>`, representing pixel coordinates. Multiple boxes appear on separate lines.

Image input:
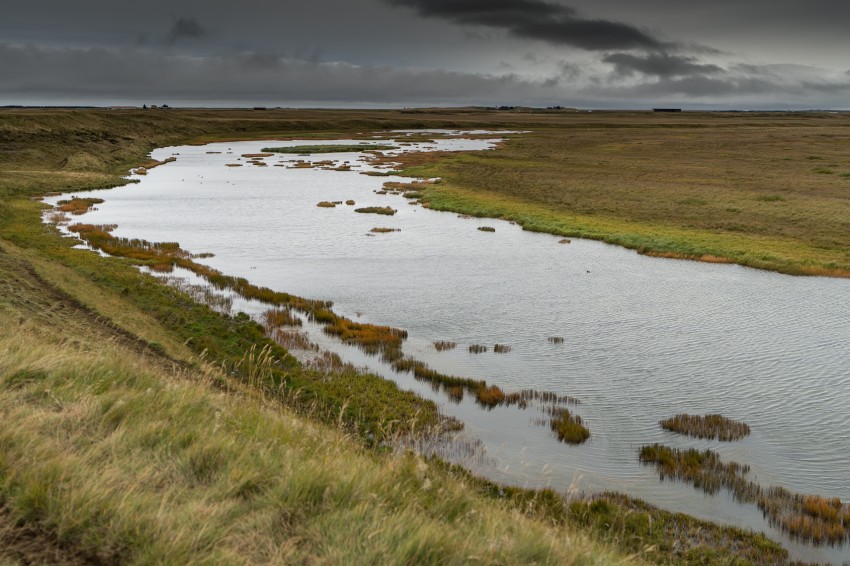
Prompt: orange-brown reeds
<box><xmin>493</xmin><ymin>344</ymin><xmax>512</xmax><ymax>354</ymax></box>
<box><xmin>660</xmin><ymin>414</ymin><xmax>751</xmax><ymax>441</ymax></box>
<box><xmin>433</xmin><ymin>340</ymin><xmax>457</xmax><ymax>351</ymax></box>
<box><xmin>475</xmin><ymin>385</ymin><xmax>506</xmax><ymax>408</ymax></box>
<box><xmin>345</xmin><ymin>200</ymin><xmax>356</xmax><ymax>205</ymax></box>
<box><xmin>263</xmin><ymin>308</ymin><xmax>303</xmax><ymax>328</ymax></box>
<box><xmin>317</xmin><ymin>201</ymin><xmax>337</xmax><ymax>208</ymax></box>
<box><xmin>370</xmin><ymin>227</ymin><xmax>400</xmax><ymax>233</ymax></box>
<box><xmin>56</xmin><ymin>197</ymin><xmax>104</xmax><ymax>215</ymax></box>
<box><xmin>445</xmin><ymin>385</ymin><xmax>464</xmax><ymax>403</ymax></box>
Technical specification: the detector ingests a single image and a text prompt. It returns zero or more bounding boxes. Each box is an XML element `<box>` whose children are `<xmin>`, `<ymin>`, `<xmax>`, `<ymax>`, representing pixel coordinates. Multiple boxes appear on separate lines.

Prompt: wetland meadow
<box><xmin>3</xmin><ymin>108</ymin><xmax>850</xmax><ymax>564</ymax></box>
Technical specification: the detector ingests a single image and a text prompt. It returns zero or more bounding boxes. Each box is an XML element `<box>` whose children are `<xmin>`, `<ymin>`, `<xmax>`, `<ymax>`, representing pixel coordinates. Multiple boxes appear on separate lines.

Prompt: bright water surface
<box><xmin>48</xmin><ymin>132</ymin><xmax>850</xmax><ymax>562</ymax></box>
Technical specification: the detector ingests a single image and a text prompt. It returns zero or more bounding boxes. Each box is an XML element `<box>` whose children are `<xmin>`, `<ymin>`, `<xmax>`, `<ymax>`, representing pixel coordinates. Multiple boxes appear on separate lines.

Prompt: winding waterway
<box><xmin>47</xmin><ymin>132</ymin><xmax>850</xmax><ymax>562</ymax></box>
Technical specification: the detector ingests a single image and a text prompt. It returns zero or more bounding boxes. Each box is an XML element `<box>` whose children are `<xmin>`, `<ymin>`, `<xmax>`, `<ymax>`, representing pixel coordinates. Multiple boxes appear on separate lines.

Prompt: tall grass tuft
<box><xmin>660</xmin><ymin>414</ymin><xmax>750</xmax><ymax>441</ymax></box>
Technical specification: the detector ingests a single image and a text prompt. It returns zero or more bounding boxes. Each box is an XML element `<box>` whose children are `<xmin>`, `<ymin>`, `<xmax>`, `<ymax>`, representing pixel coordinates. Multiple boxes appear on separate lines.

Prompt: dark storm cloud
<box><xmin>0</xmin><ymin>43</ymin><xmax>562</xmax><ymax>106</ymax></box>
<box><xmin>387</xmin><ymin>0</ymin><xmax>667</xmax><ymax>51</ymax></box>
<box><xmin>167</xmin><ymin>17</ymin><xmax>209</xmax><ymax>45</ymax></box>
<box><xmin>603</xmin><ymin>52</ymin><xmax>722</xmax><ymax>78</ymax></box>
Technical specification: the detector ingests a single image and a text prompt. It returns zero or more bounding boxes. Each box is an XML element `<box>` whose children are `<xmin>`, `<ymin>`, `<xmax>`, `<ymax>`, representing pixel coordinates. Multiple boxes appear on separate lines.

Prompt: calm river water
<box><xmin>48</xmin><ymin>132</ymin><xmax>850</xmax><ymax>562</ymax></box>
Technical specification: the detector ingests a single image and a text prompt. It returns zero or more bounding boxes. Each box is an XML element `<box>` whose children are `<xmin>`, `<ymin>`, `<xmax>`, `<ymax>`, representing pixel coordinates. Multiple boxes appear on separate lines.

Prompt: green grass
<box><xmin>391</xmin><ymin>115</ymin><xmax>850</xmax><ymax>277</ymax></box>
<box><xmin>549</xmin><ymin>408</ymin><xmax>590</xmax><ymax>444</ymax></box>
<box><xmin>0</xmin><ymin>325</ymin><xmax>627</xmax><ymax>565</ymax></box>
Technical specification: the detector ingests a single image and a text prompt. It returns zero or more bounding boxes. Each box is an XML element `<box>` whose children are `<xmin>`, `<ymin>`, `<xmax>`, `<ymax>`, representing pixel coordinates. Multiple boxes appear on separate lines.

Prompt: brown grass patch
<box><xmin>660</xmin><ymin>414</ymin><xmax>751</xmax><ymax>441</ymax></box>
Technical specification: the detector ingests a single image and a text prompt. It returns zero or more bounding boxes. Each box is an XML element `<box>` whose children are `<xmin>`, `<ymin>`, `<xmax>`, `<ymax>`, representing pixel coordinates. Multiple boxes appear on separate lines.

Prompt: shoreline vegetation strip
<box><xmin>8</xmin><ymin>108</ymin><xmax>847</xmax><ymax>562</ymax></box>
<box><xmin>61</xmin><ymin>216</ymin><xmax>587</xmax><ymax>423</ymax></box>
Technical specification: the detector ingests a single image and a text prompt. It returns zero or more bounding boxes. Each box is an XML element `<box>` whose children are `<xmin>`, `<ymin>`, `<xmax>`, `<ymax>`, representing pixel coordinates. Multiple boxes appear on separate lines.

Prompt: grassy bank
<box><xmin>393</xmin><ymin>113</ymin><xmax>850</xmax><ymax>277</ymax></box>
<box><xmin>0</xmin><ymin>108</ymin><xmax>809</xmax><ymax>563</ymax></box>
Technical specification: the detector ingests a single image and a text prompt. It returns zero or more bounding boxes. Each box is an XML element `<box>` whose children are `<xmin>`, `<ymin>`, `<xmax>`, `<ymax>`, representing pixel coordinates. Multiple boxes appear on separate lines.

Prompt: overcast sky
<box><xmin>3</xmin><ymin>0</ymin><xmax>850</xmax><ymax>109</ymax></box>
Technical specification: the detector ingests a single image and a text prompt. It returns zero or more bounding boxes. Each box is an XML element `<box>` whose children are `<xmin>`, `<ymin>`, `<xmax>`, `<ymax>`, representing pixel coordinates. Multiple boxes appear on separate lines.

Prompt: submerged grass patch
<box><xmin>660</xmin><ymin>413</ymin><xmax>751</xmax><ymax>441</ymax></box>
<box><xmin>355</xmin><ymin>206</ymin><xmax>396</xmax><ymax>216</ymax></box>
<box><xmin>56</xmin><ymin>197</ymin><xmax>104</xmax><ymax>215</ymax></box>
<box><xmin>549</xmin><ymin>408</ymin><xmax>590</xmax><ymax>444</ymax></box>
<box><xmin>316</xmin><ymin>201</ymin><xmax>336</xmax><ymax>208</ymax></box>
<box><xmin>263</xmin><ymin>307</ymin><xmax>303</xmax><ymax>328</ymax></box>
<box><xmin>477</xmin><ymin>226</ymin><xmax>496</xmax><ymax>232</ymax></box>
<box><xmin>370</xmin><ymin>227</ymin><xmax>400</xmax><ymax>233</ymax></box>
<box><xmin>640</xmin><ymin>444</ymin><xmax>850</xmax><ymax>545</ymax></box>
<box><xmin>262</xmin><ymin>144</ymin><xmax>398</xmax><ymax>154</ymax></box>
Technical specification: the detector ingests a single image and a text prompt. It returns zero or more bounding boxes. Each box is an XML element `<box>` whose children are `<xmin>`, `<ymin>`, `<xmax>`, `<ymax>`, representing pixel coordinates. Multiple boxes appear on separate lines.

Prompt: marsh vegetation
<box><xmin>262</xmin><ymin>144</ymin><xmax>398</xmax><ymax>154</ymax></box>
<box><xmin>355</xmin><ymin>206</ymin><xmax>396</xmax><ymax>216</ymax></box>
<box><xmin>640</xmin><ymin>444</ymin><xmax>850</xmax><ymax>545</ymax></box>
<box><xmin>660</xmin><ymin>414</ymin><xmax>751</xmax><ymax>441</ymax></box>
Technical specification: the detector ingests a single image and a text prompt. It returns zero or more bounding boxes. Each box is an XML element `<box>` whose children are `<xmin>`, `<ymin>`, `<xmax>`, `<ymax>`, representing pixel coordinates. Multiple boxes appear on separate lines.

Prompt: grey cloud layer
<box><xmin>0</xmin><ymin>44</ymin><xmax>560</xmax><ymax>105</ymax></box>
<box><xmin>388</xmin><ymin>0</ymin><xmax>666</xmax><ymax>50</ymax></box>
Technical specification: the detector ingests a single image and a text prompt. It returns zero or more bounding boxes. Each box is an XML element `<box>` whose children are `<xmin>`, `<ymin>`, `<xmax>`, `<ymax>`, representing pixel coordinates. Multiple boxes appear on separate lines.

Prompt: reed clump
<box><xmin>558</xmin><ymin>239</ymin><xmax>571</xmax><ymax>244</ymax></box>
<box><xmin>345</xmin><ymin>200</ymin><xmax>356</xmax><ymax>205</ymax></box>
<box><xmin>316</xmin><ymin>201</ymin><xmax>336</xmax><ymax>208</ymax></box>
<box><xmin>323</xmin><ymin>316</ymin><xmax>407</xmax><ymax>360</ymax></box>
<box><xmin>468</xmin><ymin>344</ymin><xmax>487</xmax><ymax>354</ymax></box>
<box><xmin>445</xmin><ymin>385</ymin><xmax>464</xmax><ymax>402</ymax></box>
<box><xmin>56</xmin><ymin>197</ymin><xmax>104</xmax><ymax>215</ymax></box>
<box><xmin>240</xmin><ymin>153</ymin><xmax>274</xmax><ymax>158</ymax></box>
<box><xmin>549</xmin><ymin>408</ymin><xmax>590</xmax><ymax>444</ymax></box>
<box><xmin>639</xmin><ymin>444</ymin><xmax>748</xmax><ymax>495</ymax></box>
<box><xmin>660</xmin><ymin>414</ymin><xmax>751</xmax><ymax>441</ymax></box>
<box><xmin>433</xmin><ymin>340</ymin><xmax>456</xmax><ymax>351</ymax></box>
<box><xmin>225</xmin><ymin>163</ymin><xmax>242</xmax><ymax>167</ymax></box>
<box><xmin>370</xmin><ymin>227</ymin><xmax>400</xmax><ymax>233</ymax></box>
<box><xmin>355</xmin><ymin>206</ymin><xmax>396</xmax><ymax>216</ymax></box>
<box><xmin>477</xmin><ymin>226</ymin><xmax>496</xmax><ymax>232</ymax></box>
<box><xmin>639</xmin><ymin>444</ymin><xmax>850</xmax><ymax>545</ymax></box>
<box><xmin>263</xmin><ymin>308</ymin><xmax>303</xmax><ymax>328</ymax></box>
<box><xmin>548</xmin><ymin>336</ymin><xmax>565</xmax><ymax>344</ymax></box>
<box><xmin>493</xmin><ymin>344</ymin><xmax>512</xmax><ymax>354</ymax></box>
<box><xmin>475</xmin><ymin>385</ymin><xmax>506</xmax><ymax>408</ymax></box>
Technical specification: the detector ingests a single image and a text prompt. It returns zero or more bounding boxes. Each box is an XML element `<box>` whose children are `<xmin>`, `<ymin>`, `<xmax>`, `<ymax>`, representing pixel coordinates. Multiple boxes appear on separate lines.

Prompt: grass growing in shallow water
<box><xmin>262</xmin><ymin>144</ymin><xmax>398</xmax><ymax>154</ymax></box>
<box><xmin>549</xmin><ymin>408</ymin><xmax>590</xmax><ymax>444</ymax></box>
<box><xmin>355</xmin><ymin>206</ymin><xmax>396</xmax><ymax>216</ymax></box>
<box><xmin>660</xmin><ymin>413</ymin><xmax>751</xmax><ymax>441</ymax></box>
<box><xmin>640</xmin><ymin>444</ymin><xmax>850</xmax><ymax>545</ymax></box>
<box><xmin>56</xmin><ymin>197</ymin><xmax>104</xmax><ymax>215</ymax></box>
